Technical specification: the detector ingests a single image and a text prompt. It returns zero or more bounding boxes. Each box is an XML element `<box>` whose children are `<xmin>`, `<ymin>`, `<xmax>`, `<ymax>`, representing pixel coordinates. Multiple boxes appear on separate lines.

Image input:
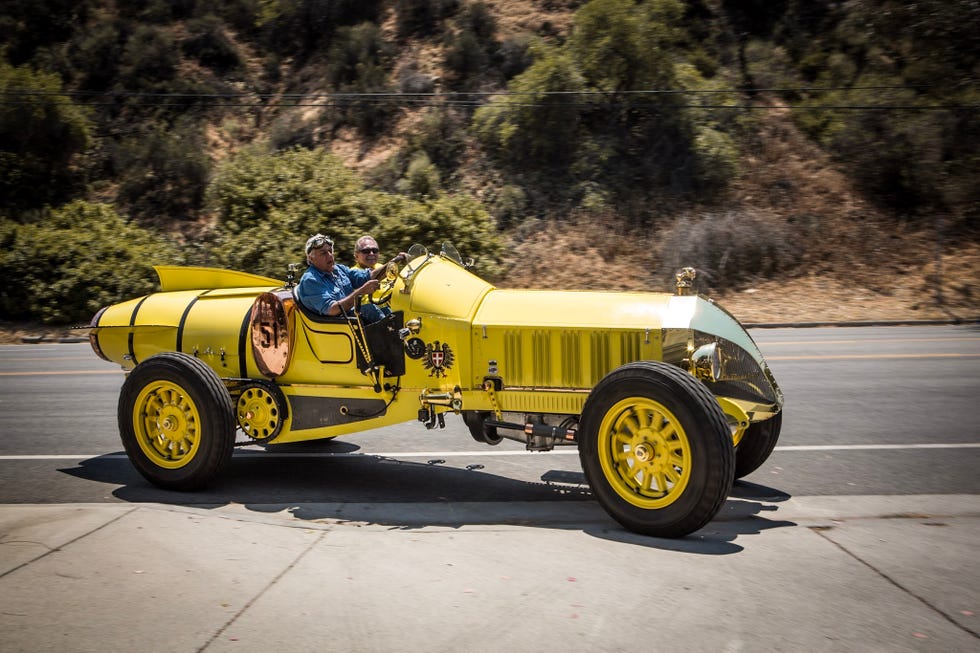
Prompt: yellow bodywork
<box><xmin>90</xmin><ymin>250</ymin><xmax>782</xmax><ymax>445</ymax></box>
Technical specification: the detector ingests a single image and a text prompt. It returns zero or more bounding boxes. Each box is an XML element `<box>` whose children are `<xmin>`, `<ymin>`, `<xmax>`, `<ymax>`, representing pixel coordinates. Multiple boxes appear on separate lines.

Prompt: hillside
<box><xmin>1</xmin><ymin>0</ymin><xmax>977</xmax><ymax>330</ymax></box>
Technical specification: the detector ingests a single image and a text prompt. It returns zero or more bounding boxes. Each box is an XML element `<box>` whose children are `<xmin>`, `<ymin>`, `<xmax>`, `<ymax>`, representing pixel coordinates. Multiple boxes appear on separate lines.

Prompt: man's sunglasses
<box><xmin>358</xmin><ymin>247</ymin><xmax>379</xmax><ymax>254</ymax></box>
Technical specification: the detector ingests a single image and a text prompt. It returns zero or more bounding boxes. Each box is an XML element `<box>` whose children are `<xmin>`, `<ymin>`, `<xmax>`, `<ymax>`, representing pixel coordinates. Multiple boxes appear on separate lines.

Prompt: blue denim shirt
<box><xmin>297</xmin><ymin>264</ymin><xmax>388</xmax><ymax>323</ymax></box>
<box><xmin>297</xmin><ymin>264</ymin><xmax>370</xmax><ymax>314</ymax></box>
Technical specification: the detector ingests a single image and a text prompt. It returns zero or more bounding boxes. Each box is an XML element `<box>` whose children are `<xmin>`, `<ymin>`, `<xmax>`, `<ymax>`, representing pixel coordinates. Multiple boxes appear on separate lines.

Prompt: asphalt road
<box><xmin>2</xmin><ymin>326</ymin><xmax>979</xmax><ymax>652</ymax></box>
<box><xmin>0</xmin><ymin>325</ymin><xmax>978</xmax><ymax>511</ymax></box>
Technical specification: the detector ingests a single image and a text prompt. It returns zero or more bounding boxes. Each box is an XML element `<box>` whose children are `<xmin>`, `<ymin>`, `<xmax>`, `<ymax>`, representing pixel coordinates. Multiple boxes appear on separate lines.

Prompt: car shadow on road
<box><xmin>61</xmin><ymin>451</ymin><xmax>796</xmax><ymax>555</ymax></box>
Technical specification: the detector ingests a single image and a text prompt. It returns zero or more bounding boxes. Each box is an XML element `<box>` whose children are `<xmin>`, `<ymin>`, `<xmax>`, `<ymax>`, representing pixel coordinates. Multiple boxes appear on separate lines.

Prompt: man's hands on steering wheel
<box><xmin>363</xmin><ymin>253</ymin><xmax>407</xmax><ymax>306</ymax></box>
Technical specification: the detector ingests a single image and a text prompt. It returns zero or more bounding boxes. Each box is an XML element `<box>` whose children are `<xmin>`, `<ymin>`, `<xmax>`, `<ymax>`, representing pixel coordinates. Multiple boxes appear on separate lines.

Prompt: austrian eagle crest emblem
<box><xmin>423</xmin><ymin>340</ymin><xmax>455</xmax><ymax>377</ymax></box>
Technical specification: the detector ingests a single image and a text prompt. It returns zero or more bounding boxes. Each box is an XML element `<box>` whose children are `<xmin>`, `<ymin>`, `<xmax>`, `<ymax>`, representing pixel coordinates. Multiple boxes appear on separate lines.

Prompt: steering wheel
<box><xmin>365</xmin><ymin>261</ymin><xmax>400</xmax><ymax>306</ymax></box>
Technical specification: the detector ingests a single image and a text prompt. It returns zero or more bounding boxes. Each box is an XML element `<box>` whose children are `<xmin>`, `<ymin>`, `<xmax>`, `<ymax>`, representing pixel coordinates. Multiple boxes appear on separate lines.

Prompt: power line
<box><xmin>1</xmin><ymin>84</ymin><xmax>976</xmax><ymax>113</ymax></box>
<box><xmin>0</xmin><ymin>84</ymin><xmax>942</xmax><ymax>99</ymax></box>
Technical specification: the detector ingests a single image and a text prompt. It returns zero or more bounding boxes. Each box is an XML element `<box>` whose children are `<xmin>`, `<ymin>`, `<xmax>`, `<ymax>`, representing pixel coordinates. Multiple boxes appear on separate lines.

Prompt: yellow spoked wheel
<box><xmin>597</xmin><ymin>397</ymin><xmax>691</xmax><ymax>509</ymax></box>
<box><xmin>133</xmin><ymin>380</ymin><xmax>203</xmax><ymax>469</ymax></box>
<box><xmin>119</xmin><ymin>353</ymin><xmax>236</xmax><ymax>490</ymax></box>
<box><xmin>236</xmin><ymin>384</ymin><xmax>286</xmax><ymax>442</ymax></box>
<box><xmin>579</xmin><ymin>361</ymin><xmax>734</xmax><ymax>538</ymax></box>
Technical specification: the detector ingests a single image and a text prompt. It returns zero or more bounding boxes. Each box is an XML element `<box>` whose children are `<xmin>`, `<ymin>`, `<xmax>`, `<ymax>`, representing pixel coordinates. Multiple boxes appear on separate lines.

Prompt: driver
<box><xmin>297</xmin><ymin>233</ymin><xmax>400</xmax><ymax>324</ymax></box>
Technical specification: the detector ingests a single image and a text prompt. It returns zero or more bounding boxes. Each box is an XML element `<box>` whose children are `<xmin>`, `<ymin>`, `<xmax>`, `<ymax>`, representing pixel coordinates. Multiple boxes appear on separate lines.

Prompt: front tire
<box><xmin>734</xmin><ymin>411</ymin><xmax>782</xmax><ymax>479</ymax></box>
<box><xmin>118</xmin><ymin>352</ymin><xmax>236</xmax><ymax>490</ymax></box>
<box><xmin>579</xmin><ymin>361</ymin><xmax>734</xmax><ymax>538</ymax></box>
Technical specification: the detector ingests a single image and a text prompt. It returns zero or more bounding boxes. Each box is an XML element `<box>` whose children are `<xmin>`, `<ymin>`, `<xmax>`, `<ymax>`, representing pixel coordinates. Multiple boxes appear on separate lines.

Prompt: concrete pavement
<box><xmin>1</xmin><ymin>495</ymin><xmax>977</xmax><ymax>652</ymax></box>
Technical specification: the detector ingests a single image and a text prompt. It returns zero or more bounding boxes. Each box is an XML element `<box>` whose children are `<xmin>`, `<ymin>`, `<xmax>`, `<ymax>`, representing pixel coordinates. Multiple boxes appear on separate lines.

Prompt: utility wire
<box><xmin>0</xmin><ymin>86</ymin><xmax>975</xmax><ymax>111</ymax></box>
<box><xmin>0</xmin><ymin>84</ymin><xmax>942</xmax><ymax>98</ymax></box>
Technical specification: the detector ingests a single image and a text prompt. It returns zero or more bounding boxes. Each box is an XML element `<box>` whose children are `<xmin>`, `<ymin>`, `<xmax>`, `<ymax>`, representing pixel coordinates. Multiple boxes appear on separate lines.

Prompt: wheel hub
<box><xmin>633</xmin><ymin>442</ymin><xmax>654</xmax><ymax>462</ymax></box>
<box><xmin>236</xmin><ymin>383</ymin><xmax>285</xmax><ymax>442</ymax></box>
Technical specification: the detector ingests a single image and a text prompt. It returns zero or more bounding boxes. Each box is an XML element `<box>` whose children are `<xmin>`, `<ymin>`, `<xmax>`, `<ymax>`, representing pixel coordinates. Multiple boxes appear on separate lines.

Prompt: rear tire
<box><xmin>118</xmin><ymin>352</ymin><xmax>236</xmax><ymax>490</ymax></box>
<box><xmin>462</xmin><ymin>411</ymin><xmax>502</xmax><ymax>445</ymax></box>
<box><xmin>579</xmin><ymin>361</ymin><xmax>734</xmax><ymax>538</ymax></box>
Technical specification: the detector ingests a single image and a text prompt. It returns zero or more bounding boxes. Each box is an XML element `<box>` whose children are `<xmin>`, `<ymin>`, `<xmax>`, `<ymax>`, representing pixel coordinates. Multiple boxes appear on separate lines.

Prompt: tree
<box><xmin>472</xmin><ymin>45</ymin><xmax>585</xmax><ymax>168</ymax></box>
<box><xmin>0</xmin><ymin>63</ymin><xmax>92</xmax><ymax>215</ymax></box>
<box><xmin>570</xmin><ymin>0</ymin><xmax>680</xmax><ymax>94</ymax></box>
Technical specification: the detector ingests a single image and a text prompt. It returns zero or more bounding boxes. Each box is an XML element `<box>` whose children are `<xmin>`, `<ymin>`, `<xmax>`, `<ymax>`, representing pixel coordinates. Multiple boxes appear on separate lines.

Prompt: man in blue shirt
<box><xmin>296</xmin><ymin>233</ymin><xmax>398</xmax><ymax>324</ymax></box>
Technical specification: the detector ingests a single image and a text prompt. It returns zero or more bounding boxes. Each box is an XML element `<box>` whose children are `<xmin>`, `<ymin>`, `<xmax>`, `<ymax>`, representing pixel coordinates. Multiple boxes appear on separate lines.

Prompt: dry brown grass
<box><xmin>495</xmin><ymin>216</ymin><xmax>979</xmax><ymax>324</ymax></box>
<box><xmin>495</xmin><ymin>102</ymin><xmax>979</xmax><ymax>325</ymax></box>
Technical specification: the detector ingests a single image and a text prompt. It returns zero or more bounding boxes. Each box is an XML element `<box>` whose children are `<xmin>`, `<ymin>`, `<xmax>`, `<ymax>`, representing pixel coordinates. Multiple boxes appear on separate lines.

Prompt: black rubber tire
<box><xmin>734</xmin><ymin>410</ymin><xmax>783</xmax><ymax>479</ymax></box>
<box><xmin>462</xmin><ymin>411</ymin><xmax>502</xmax><ymax>445</ymax></box>
<box><xmin>578</xmin><ymin>361</ymin><xmax>735</xmax><ymax>538</ymax></box>
<box><xmin>118</xmin><ymin>352</ymin><xmax>236</xmax><ymax>490</ymax></box>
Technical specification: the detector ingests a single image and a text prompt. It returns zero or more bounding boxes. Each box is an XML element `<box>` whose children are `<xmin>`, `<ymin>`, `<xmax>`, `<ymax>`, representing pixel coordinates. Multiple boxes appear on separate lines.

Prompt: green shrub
<box><xmin>0</xmin><ymin>63</ymin><xmax>92</xmax><ymax>214</ymax></box>
<box><xmin>66</xmin><ymin>19</ymin><xmax>124</xmax><ymax>90</ymax></box>
<box><xmin>0</xmin><ymin>202</ymin><xmax>183</xmax><ymax>324</ymax></box>
<box><xmin>472</xmin><ymin>45</ymin><xmax>585</xmax><ymax>167</ymax></box>
<box><xmin>182</xmin><ymin>15</ymin><xmax>244</xmax><ymax>75</ymax></box>
<box><xmin>325</xmin><ymin>22</ymin><xmax>392</xmax><ymax>87</ymax></box>
<box><xmin>405</xmin><ymin>107</ymin><xmax>466</xmax><ymax>176</ymax></box>
<box><xmin>395</xmin><ymin>0</ymin><xmax>458</xmax><ymax>39</ymax></box>
<box><xmin>0</xmin><ymin>0</ymin><xmax>88</xmax><ymax>66</ymax></box>
<box><xmin>324</xmin><ymin>22</ymin><xmax>397</xmax><ymax>136</ymax></box>
<box><xmin>497</xmin><ymin>34</ymin><xmax>534</xmax><ymax>80</ymax></box>
<box><xmin>489</xmin><ymin>184</ymin><xmax>528</xmax><ymax>228</ymax></box>
<box><xmin>207</xmin><ymin>145</ymin><xmax>365</xmax><ymax>234</ymax></box>
<box><xmin>443</xmin><ymin>1</ymin><xmax>498</xmax><ymax>88</ymax></box>
<box><xmin>395</xmin><ymin>151</ymin><xmax>441</xmax><ymax>198</ymax></box>
<box><xmin>112</xmin><ymin>122</ymin><xmax>211</xmax><ymax>222</ymax></box>
<box><xmin>255</xmin><ymin>0</ymin><xmax>384</xmax><ymax>56</ymax></box>
<box><xmin>118</xmin><ymin>25</ymin><xmax>178</xmax><ymax>90</ymax></box>
<box><xmin>570</xmin><ymin>0</ymin><xmax>680</xmax><ymax>93</ymax></box>
<box><xmin>376</xmin><ymin>193</ymin><xmax>502</xmax><ymax>280</ymax></box>
<box><xmin>204</xmin><ymin>146</ymin><xmax>502</xmax><ymax>280</ymax></box>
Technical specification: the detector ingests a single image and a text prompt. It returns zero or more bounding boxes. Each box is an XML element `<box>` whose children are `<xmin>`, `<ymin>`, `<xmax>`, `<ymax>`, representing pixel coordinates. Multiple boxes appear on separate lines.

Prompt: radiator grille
<box><xmin>561</xmin><ymin>331</ymin><xmax>582</xmax><ymax>386</ymax></box>
<box><xmin>497</xmin><ymin>328</ymin><xmax>648</xmax><ymax>389</ymax></box>
<box><xmin>590</xmin><ymin>332</ymin><xmax>612</xmax><ymax>382</ymax></box>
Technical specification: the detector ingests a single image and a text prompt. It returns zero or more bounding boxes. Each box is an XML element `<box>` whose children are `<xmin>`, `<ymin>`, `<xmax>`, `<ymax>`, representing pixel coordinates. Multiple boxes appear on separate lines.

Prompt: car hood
<box><xmin>473</xmin><ymin>288</ymin><xmax>763</xmax><ymax>364</ymax></box>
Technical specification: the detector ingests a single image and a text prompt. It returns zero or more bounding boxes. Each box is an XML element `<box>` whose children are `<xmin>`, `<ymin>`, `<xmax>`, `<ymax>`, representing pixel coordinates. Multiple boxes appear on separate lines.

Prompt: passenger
<box><xmin>352</xmin><ymin>235</ymin><xmax>384</xmax><ymax>272</ymax></box>
<box><xmin>297</xmin><ymin>233</ymin><xmax>390</xmax><ymax>324</ymax></box>
<box><xmin>351</xmin><ymin>235</ymin><xmax>409</xmax><ymax>306</ymax></box>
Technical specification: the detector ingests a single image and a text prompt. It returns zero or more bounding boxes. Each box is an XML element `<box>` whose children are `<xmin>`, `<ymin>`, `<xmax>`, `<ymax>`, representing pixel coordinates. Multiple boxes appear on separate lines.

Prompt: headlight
<box><xmin>690</xmin><ymin>341</ymin><xmax>723</xmax><ymax>382</ymax></box>
<box><xmin>679</xmin><ymin>331</ymin><xmax>781</xmax><ymax>405</ymax></box>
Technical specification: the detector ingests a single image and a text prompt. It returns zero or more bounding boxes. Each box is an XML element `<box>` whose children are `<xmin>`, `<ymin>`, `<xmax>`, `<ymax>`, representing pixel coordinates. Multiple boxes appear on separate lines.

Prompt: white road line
<box><xmin>2</xmin><ymin>443</ymin><xmax>978</xmax><ymax>460</ymax></box>
<box><xmin>755</xmin><ymin>337</ymin><xmax>980</xmax><ymax>346</ymax></box>
<box><xmin>767</xmin><ymin>353</ymin><xmax>980</xmax><ymax>361</ymax></box>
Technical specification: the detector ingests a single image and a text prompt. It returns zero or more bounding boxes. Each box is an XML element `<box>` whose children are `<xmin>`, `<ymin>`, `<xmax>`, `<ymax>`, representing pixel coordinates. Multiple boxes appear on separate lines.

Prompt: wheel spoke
<box><xmin>640</xmin><ymin>470</ymin><xmax>655</xmax><ymax>494</ymax></box>
<box><xmin>621</xmin><ymin>413</ymin><xmax>640</xmax><ymax>436</ymax></box>
<box><xmin>612</xmin><ymin>429</ymin><xmax>632</xmax><ymax>449</ymax></box>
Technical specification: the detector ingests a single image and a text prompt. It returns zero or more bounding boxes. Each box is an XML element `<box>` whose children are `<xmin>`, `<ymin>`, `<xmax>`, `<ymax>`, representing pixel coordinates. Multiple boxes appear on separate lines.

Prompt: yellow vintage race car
<box><xmin>88</xmin><ymin>243</ymin><xmax>783</xmax><ymax>538</ymax></box>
